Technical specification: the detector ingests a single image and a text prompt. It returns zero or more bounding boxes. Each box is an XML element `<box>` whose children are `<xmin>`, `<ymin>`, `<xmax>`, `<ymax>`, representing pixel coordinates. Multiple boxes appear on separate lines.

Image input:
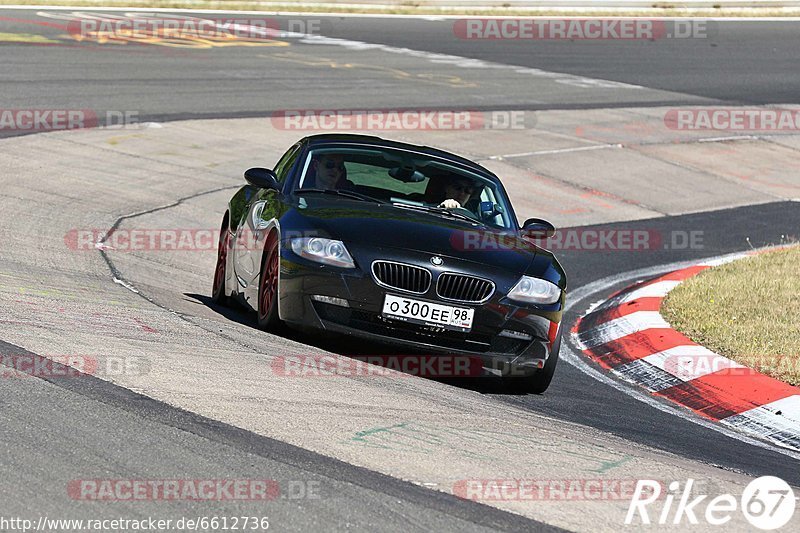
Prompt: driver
<box><xmin>438</xmin><ymin>177</ymin><xmax>477</xmax><ymax>210</ymax></box>
<box><xmin>310</xmin><ymin>154</ymin><xmax>353</xmax><ymax>190</ymax></box>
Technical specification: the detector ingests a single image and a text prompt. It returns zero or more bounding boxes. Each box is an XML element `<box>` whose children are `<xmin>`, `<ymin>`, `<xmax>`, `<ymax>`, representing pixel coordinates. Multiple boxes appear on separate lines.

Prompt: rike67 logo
<box><xmin>626</xmin><ymin>477</ymin><xmax>796</xmax><ymax>530</ymax></box>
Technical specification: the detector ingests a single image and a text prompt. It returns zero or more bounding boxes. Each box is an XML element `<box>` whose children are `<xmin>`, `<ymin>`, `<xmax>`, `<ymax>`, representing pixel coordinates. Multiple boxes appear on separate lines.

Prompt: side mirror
<box><xmin>521</xmin><ymin>218</ymin><xmax>556</xmax><ymax>239</ymax></box>
<box><xmin>244</xmin><ymin>168</ymin><xmax>280</xmax><ymax>190</ymax></box>
<box><xmin>479</xmin><ymin>201</ymin><xmax>504</xmax><ymax>219</ymax></box>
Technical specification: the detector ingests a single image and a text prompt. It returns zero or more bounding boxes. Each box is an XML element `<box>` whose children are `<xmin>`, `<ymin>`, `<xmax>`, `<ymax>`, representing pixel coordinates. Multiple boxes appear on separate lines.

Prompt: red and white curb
<box><xmin>572</xmin><ymin>250</ymin><xmax>800</xmax><ymax>452</ymax></box>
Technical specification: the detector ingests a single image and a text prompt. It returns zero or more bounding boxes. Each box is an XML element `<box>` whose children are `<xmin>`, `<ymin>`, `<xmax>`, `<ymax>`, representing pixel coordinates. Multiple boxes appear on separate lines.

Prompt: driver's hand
<box><xmin>438</xmin><ymin>199</ymin><xmax>461</xmax><ymax>209</ymax></box>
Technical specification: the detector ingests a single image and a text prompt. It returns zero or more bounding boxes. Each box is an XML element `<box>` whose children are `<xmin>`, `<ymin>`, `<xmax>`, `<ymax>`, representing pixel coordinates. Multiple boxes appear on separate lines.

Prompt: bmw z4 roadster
<box><xmin>212</xmin><ymin>134</ymin><xmax>566</xmax><ymax>393</ymax></box>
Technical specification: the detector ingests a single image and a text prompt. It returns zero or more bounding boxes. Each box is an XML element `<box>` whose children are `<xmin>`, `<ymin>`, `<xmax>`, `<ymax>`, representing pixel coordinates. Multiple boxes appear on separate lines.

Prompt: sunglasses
<box><xmin>322</xmin><ymin>160</ymin><xmax>345</xmax><ymax>171</ymax></box>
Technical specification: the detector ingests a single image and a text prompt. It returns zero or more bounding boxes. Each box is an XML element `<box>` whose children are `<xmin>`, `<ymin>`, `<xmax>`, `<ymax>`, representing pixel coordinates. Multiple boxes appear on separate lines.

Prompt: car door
<box><xmin>232</xmin><ymin>142</ymin><xmax>303</xmax><ymax>306</ymax></box>
<box><xmin>232</xmin><ymin>197</ymin><xmax>269</xmax><ymax>294</ymax></box>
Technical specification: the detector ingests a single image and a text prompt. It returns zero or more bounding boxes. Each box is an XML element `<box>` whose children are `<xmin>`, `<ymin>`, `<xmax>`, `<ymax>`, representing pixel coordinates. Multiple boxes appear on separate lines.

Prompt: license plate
<box><xmin>381</xmin><ymin>294</ymin><xmax>474</xmax><ymax>332</ymax></box>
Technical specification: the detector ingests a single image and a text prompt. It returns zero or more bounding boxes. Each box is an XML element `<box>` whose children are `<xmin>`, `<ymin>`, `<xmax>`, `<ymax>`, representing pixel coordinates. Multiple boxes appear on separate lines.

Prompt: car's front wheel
<box><xmin>257</xmin><ymin>235</ymin><xmax>281</xmax><ymax>330</ymax></box>
<box><xmin>504</xmin><ymin>331</ymin><xmax>561</xmax><ymax>394</ymax></box>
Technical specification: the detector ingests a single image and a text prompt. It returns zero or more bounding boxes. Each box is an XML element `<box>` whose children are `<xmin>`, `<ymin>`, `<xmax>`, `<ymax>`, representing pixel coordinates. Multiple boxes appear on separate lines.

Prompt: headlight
<box><xmin>507</xmin><ymin>275</ymin><xmax>561</xmax><ymax>304</ymax></box>
<box><xmin>290</xmin><ymin>238</ymin><xmax>355</xmax><ymax>268</ymax></box>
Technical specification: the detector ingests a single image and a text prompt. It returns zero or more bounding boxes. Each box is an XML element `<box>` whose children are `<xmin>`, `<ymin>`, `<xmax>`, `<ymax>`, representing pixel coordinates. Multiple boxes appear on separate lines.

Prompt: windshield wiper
<box><xmin>395</xmin><ymin>203</ymin><xmax>485</xmax><ymax>225</ymax></box>
<box><xmin>294</xmin><ymin>188</ymin><xmax>384</xmax><ymax>204</ymax></box>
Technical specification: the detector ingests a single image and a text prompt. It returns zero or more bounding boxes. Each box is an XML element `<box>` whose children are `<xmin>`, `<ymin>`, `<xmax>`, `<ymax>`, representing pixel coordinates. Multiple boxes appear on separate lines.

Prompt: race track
<box><xmin>1</xmin><ymin>8</ymin><xmax>799</xmax><ymax>531</ymax></box>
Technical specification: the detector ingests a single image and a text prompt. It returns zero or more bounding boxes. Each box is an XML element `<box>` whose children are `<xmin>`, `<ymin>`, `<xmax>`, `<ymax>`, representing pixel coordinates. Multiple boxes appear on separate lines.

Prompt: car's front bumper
<box><xmin>278</xmin><ymin>244</ymin><xmax>562</xmax><ymax>376</ymax></box>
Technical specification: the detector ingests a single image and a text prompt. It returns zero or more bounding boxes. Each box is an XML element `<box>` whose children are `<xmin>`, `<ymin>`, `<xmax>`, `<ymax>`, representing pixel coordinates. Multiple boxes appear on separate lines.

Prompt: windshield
<box><xmin>294</xmin><ymin>146</ymin><xmax>514</xmax><ymax>229</ymax></box>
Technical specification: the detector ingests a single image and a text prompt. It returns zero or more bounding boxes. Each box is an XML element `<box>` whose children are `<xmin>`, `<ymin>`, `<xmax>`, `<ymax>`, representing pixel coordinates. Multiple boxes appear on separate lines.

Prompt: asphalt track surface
<box><xmin>1</xmin><ymin>8</ymin><xmax>800</xmax><ymax>531</ymax></box>
<box><xmin>1</xmin><ymin>339</ymin><xmax>556</xmax><ymax>532</ymax></box>
<box><xmin>2</xmin><ymin>11</ymin><xmax>800</xmax><ymax>127</ymax></box>
<box><xmin>283</xmin><ymin>17</ymin><xmax>800</xmax><ymax>105</ymax></box>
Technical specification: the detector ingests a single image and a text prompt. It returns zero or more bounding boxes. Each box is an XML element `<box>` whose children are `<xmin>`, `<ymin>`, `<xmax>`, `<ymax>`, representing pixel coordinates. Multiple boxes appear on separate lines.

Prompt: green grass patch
<box><xmin>662</xmin><ymin>246</ymin><xmax>800</xmax><ymax>386</ymax></box>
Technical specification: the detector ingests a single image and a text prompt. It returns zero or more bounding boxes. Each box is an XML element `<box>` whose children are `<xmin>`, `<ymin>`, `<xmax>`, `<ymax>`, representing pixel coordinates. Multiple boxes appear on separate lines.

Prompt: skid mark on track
<box><xmin>0</xmin><ymin>31</ymin><xmax>61</xmax><ymax>44</ymax></box>
<box><xmin>6</xmin><ymin>299</ymin><xmax>159</xmax><ymax>336</ymax></box>
<box><xmin>0</xmin><ymin>280</ymin><xmax>158</xmax><ymax>335</ymax></box>
<box><xmin>265</xmin><ymin>51</ymin><xmax>476</xmax><ymax>88</ymax></box>
<box><xmin>294</xmin><ymin>31</ymin><xmax>645</xmax><ymax>91</ymax></box>
<box><xmin>348</xmin><ymin>422</ymin><xmax>632</xmax><ymax>473</ymax></box>
<box><xmin>14</xmin><ymin>285</ymin><xmax>126</xmax><ymax>307</ymax></box>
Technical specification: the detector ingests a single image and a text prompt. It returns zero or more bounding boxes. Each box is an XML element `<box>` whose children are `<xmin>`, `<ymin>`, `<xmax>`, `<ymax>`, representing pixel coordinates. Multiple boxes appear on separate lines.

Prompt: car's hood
<box><xmin>284</xmin><ymin>196</ymin><xmax>539</xmax><ymax>273</ymax></box>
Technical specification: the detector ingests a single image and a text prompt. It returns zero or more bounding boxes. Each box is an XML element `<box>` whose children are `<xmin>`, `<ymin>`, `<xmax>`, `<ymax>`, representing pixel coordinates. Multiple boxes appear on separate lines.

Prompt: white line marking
<box><xmin>593</xmin><ymin>279</ymin><xmax>680</xmax><ymax>312</ymax></box>
<box><xmin>613</xmin><ymin>358</ymin><xmax>684</xmax><ymax>392</ymax></box>
<box><xmin>697</xmin><ymin>135</ymin><xmax>760</xmax><ymax>143</ymax></box>
<box><xmin>490</xmin><ymin>143</ymin><xmax>621</xmax><ymax>159</ymax></box>
<box><xmin>33</xmin><ymin>8</ymin><xmax>650</xmax><ymax>92</ymax></box>
<box><xmin>295</xmin><ymin>32</ymin><xmax>647</xmax><ymax>90</ymax></box>
<box><xmin>617</xmin><ymin>279</ymin><xmax>680</xmax><ymax>301</ymax></box>
<box><xmin>562</xmin><ymin>342</ymin><xmax>800</xmax><ymax>460</ymax></box>
<box><xmin>738</xmin><ymin>395</ymin><xmax>800</xmax><ymax>425</ymax></box>
<box><xmin>641</xmin><ymin>345</ymin><xmax>745</xmax><ymax>381</ymax></box>
<box><xmin>577</xmin><ymin>310</ymin><xmax>669</xmax><ymax>347</ymax></box>
<box><xmin>721</xmin><ymin>395</ymin><xmax>800</xmax><ymax>450</ymax></box>
<box><xmin>699</xmin><ymin>252</ymin><xmax>749</xmax><ymax>266</ymax></box>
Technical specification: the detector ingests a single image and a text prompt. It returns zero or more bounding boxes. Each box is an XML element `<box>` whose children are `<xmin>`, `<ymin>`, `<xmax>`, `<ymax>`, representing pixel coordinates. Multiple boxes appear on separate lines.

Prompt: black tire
<box><xmin>504</xmin><ymin>329</ymin><xmax>561</xmax><ymax>394</ymax></box>
<box><xmin>257</xmin><ymin>234</ymin><xmax>282</xmax><ymax>331</ymax></box>
<box><xmin>211</xmin><ymin>218</ymin><xmax>230</xmax><ymax>306</ymax></box>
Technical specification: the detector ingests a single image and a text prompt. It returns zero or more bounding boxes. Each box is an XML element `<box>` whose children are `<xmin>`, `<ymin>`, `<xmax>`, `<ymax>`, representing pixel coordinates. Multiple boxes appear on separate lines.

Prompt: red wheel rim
<box><xmin>260</xmin><ymin>247</ymin><xmax>279</xmax><ymax>319</ymax></box>
<box><xmin>213</xmin><ymin>231</ymin><xmax>229</xmax><ymax>296</ymax></box>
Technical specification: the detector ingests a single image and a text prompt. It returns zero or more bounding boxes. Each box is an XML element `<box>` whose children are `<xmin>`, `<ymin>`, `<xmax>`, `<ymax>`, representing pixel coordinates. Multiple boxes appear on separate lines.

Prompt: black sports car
<box><xmin>212</xmin><ymin>134</ymin><xmax>566</xmax><ymax>393</ymax></box>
